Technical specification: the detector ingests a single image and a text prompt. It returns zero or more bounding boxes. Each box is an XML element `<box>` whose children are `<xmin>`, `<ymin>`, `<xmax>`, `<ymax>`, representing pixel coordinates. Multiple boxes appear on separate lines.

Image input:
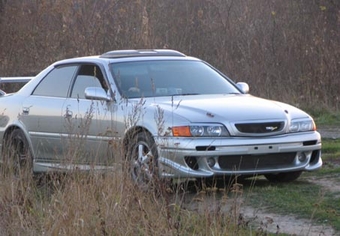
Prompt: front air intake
<box><xmin>235</xmin><ymin>122</ymin><xmax>284</xmax><ymax>134</ymax></box>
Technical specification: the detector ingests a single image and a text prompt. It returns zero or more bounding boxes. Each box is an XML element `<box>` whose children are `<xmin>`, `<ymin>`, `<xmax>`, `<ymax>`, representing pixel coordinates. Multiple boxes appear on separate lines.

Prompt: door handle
<box><xmin>64</xmin><ymin>108</ymin><xmax>73</xmax><ymax>118</ymax></box>
<box><xmin>22</xmin><ymin>107</ymin><xmax>30</xmax><ymax>115</ymax></box>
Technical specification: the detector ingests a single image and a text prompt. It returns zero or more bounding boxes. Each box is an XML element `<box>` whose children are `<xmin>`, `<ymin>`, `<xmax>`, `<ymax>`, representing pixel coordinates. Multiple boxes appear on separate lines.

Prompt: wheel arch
<box><xmin>2</xmin><ymin>125</ymin><xmax>34</xmax><ymax>158</ymax></box>
<box><xmin>122</xmin><ymin>126</ymin><xmax>154</xmax><ymax>156</ymax></box>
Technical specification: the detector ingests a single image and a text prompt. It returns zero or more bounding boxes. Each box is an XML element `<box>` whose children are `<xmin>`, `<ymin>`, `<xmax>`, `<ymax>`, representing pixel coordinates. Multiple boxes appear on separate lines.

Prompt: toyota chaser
<box><xmin>0</xmin><ymin>49</ymin><xmax>322</xmax><ymax>186</ymax></box>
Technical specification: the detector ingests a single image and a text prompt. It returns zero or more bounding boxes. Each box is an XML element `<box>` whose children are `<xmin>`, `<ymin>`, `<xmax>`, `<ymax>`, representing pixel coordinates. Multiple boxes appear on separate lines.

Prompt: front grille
<box><xmin>218</xmin><ymin>152</ymin><xmax>296</xmax><ymax>170</ymax></box>
<box><xmin>235</xmin><ymin>122</ymin><xmax>284</xmax><ymax>134</ymax></box>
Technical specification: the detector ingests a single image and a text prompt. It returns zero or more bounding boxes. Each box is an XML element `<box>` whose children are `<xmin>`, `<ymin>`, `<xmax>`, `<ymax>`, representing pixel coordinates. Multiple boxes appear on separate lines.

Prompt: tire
<box><xmin>2</xmin><ymin>129</ymin><xmax>33</xmax><ymax>176</ymax></box>
<box><xmin>125</xmin><ymin>132</ymin><xmax>159</xmax><ymax>190</ymax></box>
<box><xmin>264</xmin><ymin>171</ymin><xmax>302</xmax><ymax>183</ymax></box>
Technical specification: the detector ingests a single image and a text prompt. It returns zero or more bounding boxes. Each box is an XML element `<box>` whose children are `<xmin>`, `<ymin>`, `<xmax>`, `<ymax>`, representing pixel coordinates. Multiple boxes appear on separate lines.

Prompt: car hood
<box><xmin>147</xmin><ymin>94</ymin><xmax>307</xmax><ymax>123</ymax></box>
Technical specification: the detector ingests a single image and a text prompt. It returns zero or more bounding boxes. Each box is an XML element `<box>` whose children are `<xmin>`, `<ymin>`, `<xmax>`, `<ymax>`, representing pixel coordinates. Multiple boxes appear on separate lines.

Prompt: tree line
<box><xmin>0</xmin><ymin>0</ymin><xmax>339</xmax><ymax>110</ymax></box>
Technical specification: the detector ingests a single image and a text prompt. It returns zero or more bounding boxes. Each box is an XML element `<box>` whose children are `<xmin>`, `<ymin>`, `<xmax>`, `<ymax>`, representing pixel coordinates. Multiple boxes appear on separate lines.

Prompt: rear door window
<box><xmin>33</xmin><ymin>65</ymin><xmax>77</xmax><ymax>97</ymax></box>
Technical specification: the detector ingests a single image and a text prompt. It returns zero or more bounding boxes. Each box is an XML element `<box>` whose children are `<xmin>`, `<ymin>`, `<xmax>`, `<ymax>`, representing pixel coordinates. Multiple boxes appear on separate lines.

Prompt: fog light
<box><xmin>184</xmin><ymin>156</ymin><xmax>199</xmax><ymax>170</ymax></box>
<box><xmin>207</xmin><ymin>157</ymin><xmax>216</xmax><ymax>168</ymax></box>
<box><xmin>297</xmin><ymin>152</ymin><xmax>307</xmax><ymax>162</ymax></box>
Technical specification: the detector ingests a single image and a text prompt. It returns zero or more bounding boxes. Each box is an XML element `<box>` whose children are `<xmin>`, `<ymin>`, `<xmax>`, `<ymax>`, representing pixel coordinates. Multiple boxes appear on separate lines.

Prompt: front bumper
<box><xmin>156</xmin><ymin>131</ymin><xmax>322</xmax><ymax>179</ymax></box>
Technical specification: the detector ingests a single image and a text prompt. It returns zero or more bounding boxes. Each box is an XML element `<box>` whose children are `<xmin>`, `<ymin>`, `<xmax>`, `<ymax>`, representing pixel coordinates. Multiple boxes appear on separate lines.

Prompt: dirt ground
<box><xmin>179</xmin><ymin>181</ymin><xmax>337</xmax><ymax>236</ymax></box>
<box><xmin>240</xmin><ymin>176</ymin><xmax>338</xmax><ymax>236</ymax></box>
<box><xmin>179</xmin><ymin>177</ymin><xmax>337</xmax><ymax>236</ymax></box>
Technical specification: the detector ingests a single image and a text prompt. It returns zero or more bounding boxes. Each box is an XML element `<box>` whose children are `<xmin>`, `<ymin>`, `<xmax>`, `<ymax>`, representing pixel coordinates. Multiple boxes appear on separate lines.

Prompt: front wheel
<box><xmin>264</xmin><ymin>171</ymin><xmax>302</xmax><ymax>183</ymax></box>
<box><xmin>126</xmin><ymin>132</ymin><xmax>159</xmax><ymax>190</ymax></box>
<box><xmin>2</xmin><ymin>129</ymin><xmax>33</xmax><ymax>177</ymax></box>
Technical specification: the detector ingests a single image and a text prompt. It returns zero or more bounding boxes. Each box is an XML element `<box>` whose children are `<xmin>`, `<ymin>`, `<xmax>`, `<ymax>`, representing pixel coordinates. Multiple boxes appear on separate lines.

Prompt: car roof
<box><xmin>100</xmin><ymin>49</ymin><xmax>186</xmax><ymax>58</ymax></box>
<box><xmin>53</xmin><ymin>49</ymin><xmax>200</xmax><ymax>66</ymax></box>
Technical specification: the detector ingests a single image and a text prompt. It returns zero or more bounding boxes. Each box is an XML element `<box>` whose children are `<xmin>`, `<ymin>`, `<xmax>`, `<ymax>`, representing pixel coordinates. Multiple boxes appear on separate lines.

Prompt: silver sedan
<box><xmin>0</xmin><ymin>49</ymin><xmax>322</xmax><ymax>186</ymax></box>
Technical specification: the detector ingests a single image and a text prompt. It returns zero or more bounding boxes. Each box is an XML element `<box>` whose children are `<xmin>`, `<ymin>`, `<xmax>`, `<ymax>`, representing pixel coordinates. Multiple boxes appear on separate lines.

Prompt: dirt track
<box><xmin>180</xmin><ymin>181</ymin><xmax>337</xmax><ymax>236</ymax></box>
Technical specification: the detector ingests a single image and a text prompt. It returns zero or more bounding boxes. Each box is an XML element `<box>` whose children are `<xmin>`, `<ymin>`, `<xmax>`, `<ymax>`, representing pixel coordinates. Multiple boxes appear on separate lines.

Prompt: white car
<box><xmin>0</xmin><ymin>49</ymin><xmax>322</xmax><ymax>186</ymax></box>
<box><xmin>0</xmin><ymin>77</ymin><xmax>32</xmax><ymax>96</ymax></box>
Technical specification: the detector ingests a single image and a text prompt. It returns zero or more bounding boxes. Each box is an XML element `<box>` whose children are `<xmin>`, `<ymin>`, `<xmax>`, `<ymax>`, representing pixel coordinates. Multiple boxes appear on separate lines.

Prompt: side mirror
<box><xmin>236</xmin><ymin>82</ymin><xmax>249</xmax><ymax>94</ymax></box>
<box><xmin>85</xmin><ymin>87</ymin><xmax>112</xmax><ymax>101</ymax></box>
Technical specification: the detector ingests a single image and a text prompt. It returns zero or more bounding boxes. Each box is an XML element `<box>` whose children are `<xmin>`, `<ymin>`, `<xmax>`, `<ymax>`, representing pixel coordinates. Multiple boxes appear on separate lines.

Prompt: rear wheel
<box><xmin>264</xmin><ymin>171</ymin><xmax>302</xmax><ymax>183</ymax></box>
<box><xmin>126</xmin><ymin>132</ymin><xmax>159</xmax><ymax>190</ymax></box>
<box><xmin>2</xmin><ymin>129</ymin><xmax>33</xmax><ymax>177</ymax></box>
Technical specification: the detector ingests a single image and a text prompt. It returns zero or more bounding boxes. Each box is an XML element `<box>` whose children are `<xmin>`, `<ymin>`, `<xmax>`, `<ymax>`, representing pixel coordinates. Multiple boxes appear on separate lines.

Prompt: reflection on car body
<box><xmin>0</xmin><ymin>49</ymin><xmax>322</xmax><ymax>186</ymax></box>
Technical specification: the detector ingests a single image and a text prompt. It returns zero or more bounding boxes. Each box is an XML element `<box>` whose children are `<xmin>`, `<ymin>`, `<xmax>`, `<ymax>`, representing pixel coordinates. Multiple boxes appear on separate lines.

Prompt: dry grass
<box><xmin>0</xmin><ymin>170</ymin><xmax>253</xmax><ymax>235</ymax></box>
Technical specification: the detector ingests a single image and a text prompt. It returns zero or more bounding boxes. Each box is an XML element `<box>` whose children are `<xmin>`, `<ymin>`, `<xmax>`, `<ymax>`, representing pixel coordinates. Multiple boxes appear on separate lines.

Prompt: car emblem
<box><xmin>266</xmin><ymin>126</ymin><xmax>278</xmax><ymax>131</ymax></box>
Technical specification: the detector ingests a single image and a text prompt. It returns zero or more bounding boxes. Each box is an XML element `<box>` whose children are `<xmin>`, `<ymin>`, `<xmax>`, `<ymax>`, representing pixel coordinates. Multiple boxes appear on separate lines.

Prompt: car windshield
<box><xmin>110</xmin><ymin>60</ymin><xmax>240</xmax><ymax>98</ymax></box>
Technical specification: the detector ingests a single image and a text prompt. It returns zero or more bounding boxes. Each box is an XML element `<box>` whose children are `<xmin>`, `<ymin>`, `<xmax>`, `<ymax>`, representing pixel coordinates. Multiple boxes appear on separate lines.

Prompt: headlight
<box><xmin>172</xmin><ymin>124</ymin><xmax>230</xmax><ymax>137</ymax></box>
<box><xmin>289</xmin><ymin>119</ymin><xmax>316</xmax><ymax>133</ymax></box>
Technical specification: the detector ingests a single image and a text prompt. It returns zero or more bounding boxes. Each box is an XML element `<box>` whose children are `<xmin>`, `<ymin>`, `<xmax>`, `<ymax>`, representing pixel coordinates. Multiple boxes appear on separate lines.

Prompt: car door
<box><xmin>21</xmin><ymin>65</ymin><xmax>78</xmax><ymax>163</ymax></box>
<box><xmin>61</xmin><ymin>64</ymin><xmax>116</xmax><ymax>166</ymax></box>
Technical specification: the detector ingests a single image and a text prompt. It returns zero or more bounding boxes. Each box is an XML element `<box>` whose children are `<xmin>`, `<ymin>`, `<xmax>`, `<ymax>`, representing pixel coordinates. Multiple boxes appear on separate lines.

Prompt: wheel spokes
<box><xmin>134</xmin><ymin>143</ymin><xmax>154</xmax><ymax>181</ymax></box>
<box><xmin>138</xmin><ymin>144</ymin><xmax>152</xmax><ymax>164</ymax></box>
